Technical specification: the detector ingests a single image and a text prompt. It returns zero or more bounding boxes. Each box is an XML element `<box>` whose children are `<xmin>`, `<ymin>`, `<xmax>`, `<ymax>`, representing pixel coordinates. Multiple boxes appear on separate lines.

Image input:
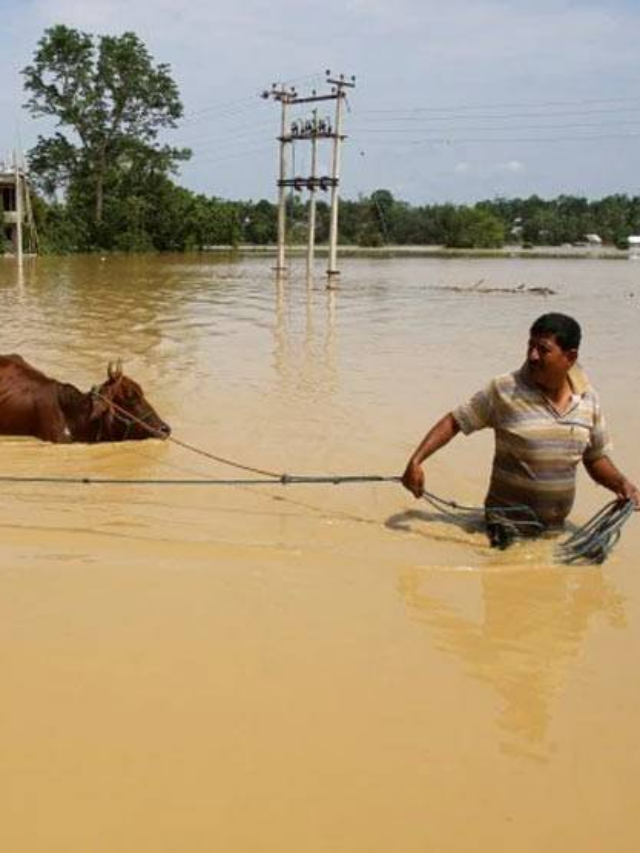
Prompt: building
<box><xmin>628</xmin><ymin>235</ymin><xmax>640</xmax><ymax>260</ymax></box>
<box><xmin>1</xmin><ymin>158</ymin><xmax>36</xmax><ymax>258</ymax></box>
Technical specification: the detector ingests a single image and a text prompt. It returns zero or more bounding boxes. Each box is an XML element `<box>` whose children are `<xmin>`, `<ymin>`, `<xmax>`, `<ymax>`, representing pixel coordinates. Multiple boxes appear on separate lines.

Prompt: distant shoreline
<box><xmin>203</xmin><ymin>244</ymin><xmax>634</xmax><ymax>261</ymax></box>
<box><xmin>2</xmin><ymin>245</ymin><xmax>636</xmax><ymax>261</ymax></box>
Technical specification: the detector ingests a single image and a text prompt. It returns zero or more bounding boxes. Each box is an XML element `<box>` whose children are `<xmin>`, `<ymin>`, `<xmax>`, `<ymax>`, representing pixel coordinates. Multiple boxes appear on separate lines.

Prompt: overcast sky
<box><xmin>2</xmin><ymin>0</ymin><xmax>639</xmax><ymax>204</ymax></box>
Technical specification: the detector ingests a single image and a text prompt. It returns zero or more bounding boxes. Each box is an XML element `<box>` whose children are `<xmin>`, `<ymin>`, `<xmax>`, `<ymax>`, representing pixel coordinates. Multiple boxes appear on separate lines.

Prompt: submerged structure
<box><xmin>1</xmin><ymin>157</ymin><xmax>37</xmax><ymax>259</ymax></box>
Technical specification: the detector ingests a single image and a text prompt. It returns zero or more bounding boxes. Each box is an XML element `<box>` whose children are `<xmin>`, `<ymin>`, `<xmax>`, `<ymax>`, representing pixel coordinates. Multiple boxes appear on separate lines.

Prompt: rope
<box><xmin>0</xmin><ymin>473</ymin><xmax>401</xmax><ymax>487</ymax></box>
<box><xmin>420</xmin><ymin>488</ymin><xmax>545</xmax><ymax>547</ymax></box>
<box><xmin>165</xmin><ymin>435</ymin><xmax>281</xmax><ymax>477</ymax></box>
<box><xmin>554</xmin><ymin>499</ymin><xmax>635</xmax><ymax>565</ymax></box>
<box><xmin>5</xmin><ymin>391</ymin><xmax>635</xmax><ymax>563</ymax></box>
<box><xmin>92</xmin><ymin>390</ymin><xmax>281</xmax><ymax>477</ymax></box>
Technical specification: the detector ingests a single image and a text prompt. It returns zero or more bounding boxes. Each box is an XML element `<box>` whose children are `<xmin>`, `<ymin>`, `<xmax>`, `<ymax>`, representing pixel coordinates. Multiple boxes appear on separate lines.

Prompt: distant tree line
<box><xmin>22</xmin><ymin>26</ymin><xmax>640</xmax><ymax>254</ymax></box>
<box><xmin>31</xmin><ymin>186</ymin><xmax>640</xmax><ymax>254</ymax></box>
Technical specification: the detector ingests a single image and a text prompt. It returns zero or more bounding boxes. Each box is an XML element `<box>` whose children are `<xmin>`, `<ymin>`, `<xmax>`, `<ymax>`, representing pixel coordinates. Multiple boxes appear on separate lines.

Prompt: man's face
<box><xmin>527</xmin><ymin>334</ymin><xmax>577</xmax><ymax>387</ymax></box>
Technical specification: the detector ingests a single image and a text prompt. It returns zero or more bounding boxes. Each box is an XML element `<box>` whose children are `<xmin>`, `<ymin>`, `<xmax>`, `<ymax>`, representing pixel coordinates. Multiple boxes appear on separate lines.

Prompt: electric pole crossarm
<box><xmin>288</xmin><ymin>94</ymin><xmax>340</xmax><ymax>105</ymax></box>
<box><xmin>278</xmin><ymin>177</ymin><xmax>337</xmax><ymax>189</ymax></box>
<box><xmin>280</xmin><ymin>133</ymin><xmax>345</xmax><ymax>142</ymax></box>
<box><xmin>326</xmin><ymin>76</ymin><xmax>356</xmax><ymax>88</ymax></box>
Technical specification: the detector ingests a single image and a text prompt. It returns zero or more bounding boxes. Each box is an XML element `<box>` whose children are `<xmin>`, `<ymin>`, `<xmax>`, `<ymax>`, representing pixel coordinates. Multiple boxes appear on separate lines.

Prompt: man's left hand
<box><xmin>618</xmin><ymin>479</ymin><xmax>640</xmax><ymax>510</ymax></box>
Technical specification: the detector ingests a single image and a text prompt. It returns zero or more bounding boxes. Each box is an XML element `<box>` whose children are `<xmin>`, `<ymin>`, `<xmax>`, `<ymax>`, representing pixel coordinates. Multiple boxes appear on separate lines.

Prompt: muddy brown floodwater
<box><xmin>1</xmin><ymin>253</ymin><xmax>639</xmax><ymax>851</ymax></box>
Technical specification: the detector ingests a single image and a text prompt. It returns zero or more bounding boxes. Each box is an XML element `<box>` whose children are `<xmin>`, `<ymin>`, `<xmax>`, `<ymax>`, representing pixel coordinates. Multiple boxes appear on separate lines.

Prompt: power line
<box><xmin>350</xmin><ymin>132</ymin><xmax>640</xmax><ymax>145</ymax></box>
<box><xmin>355</xmin><ymin>106</ymin><xmax>640</xmax><ymax>123</ymax></box>
<box><xmin>360</xmin><ymin>95</ymin><xmax>640</xmax><ymax>114</ymax></box>
<box><xmin>351</xmin><ymin>120</ymin><xmax>640</xmax><ymax>135</ymax></box>
<box><xmin>180</xmin><ymin>144</ymin><xmax>273</xmax><ymax>167</ymax></box>
<box><xmin>174</xmin><ymin>119</ymin><xmax>275</xmax><ymax>148</ymax></box>
<box><xmin>179</xmin><ymin>100</ymin><xmax>272</xmax><ymax>128</ymax></box>
<box><xmin>181</xmin><ymin>72</ymin><xmax>327</xmax><ymax>123</ymax></box>
<box><xmin>176</xmin><ymin>109</ymin><xmax>640</xmax><ymax>154</ymax></box>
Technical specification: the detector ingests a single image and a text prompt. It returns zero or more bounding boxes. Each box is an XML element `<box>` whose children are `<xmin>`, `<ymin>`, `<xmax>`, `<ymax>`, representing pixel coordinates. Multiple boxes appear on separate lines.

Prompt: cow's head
<box><xmin>91</xmin><ymin>361</ymin><xmax>171</xmax><ymax>441</ymax></box>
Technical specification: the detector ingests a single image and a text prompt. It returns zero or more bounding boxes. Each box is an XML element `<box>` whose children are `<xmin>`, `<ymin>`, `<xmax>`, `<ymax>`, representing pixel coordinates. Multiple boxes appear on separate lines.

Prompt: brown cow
<box><xmin>0</xmin><ymin>355</ymin><xmax>171</xmax><ymax>443</ymax></box>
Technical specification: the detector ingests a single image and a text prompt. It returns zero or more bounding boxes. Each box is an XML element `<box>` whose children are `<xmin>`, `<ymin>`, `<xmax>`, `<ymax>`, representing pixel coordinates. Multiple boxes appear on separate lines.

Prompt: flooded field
<box><xmin>1</xmin><ymin>253</ymin><xmax>639</xmax><ymax>851</ymax></box>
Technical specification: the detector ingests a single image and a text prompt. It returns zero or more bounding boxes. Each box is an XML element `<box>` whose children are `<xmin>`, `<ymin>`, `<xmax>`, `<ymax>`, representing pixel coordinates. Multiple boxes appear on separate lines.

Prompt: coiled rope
<box><xmin>554</xmin><ymin>499</ymin><xmax>635</xmax><ymax>565</ymax></box>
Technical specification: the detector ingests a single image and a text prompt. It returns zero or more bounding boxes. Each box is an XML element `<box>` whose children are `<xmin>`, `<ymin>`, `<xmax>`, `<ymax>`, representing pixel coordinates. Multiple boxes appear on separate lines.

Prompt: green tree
<box><xmin>445</xmin><ymin>206</ymin><xmax>505</xmax><ymax>248</ymax></box>
<box><xmin>22</xmin><ymin>25</ymin><xmax>189</xmax><ymax>245</ymax></box>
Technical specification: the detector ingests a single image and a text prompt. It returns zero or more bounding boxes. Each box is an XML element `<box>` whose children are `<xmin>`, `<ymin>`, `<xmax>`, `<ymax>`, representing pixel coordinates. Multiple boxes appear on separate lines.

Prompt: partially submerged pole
<box><xmin>14</xmin><ymin>152</ymin><xmax>23</xmax><ymax>266</ymax></box>
<box><xmin>326</xmin><ymin>92</ymin><xmax>343</xmax><ymax>280</ymax></box>
<box><xmin>276</xmin><ymin>95</ymin><xmax>290</xmax><ymax>275</ymax></box>
<box><xmin>263</xmin><ymin>84</ymin><xmax>297</xmax><ymax>276</ymax></box>
<box><xmin>306</xmin><ymin>110</ymin><xmax>319</xmax><ymax>278</ymax></box>
<box><xmin>326</xmin><ymin>74</ymin><xmax>355</xmax><ymax>282</ymax></box>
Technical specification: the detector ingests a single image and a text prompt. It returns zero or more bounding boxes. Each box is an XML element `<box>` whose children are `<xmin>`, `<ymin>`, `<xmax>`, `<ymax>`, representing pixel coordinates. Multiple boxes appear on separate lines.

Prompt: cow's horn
<box><xmin>107</xmin><ymin>360</ymin><xmax>123</xmax><ymax>380</ymax></box>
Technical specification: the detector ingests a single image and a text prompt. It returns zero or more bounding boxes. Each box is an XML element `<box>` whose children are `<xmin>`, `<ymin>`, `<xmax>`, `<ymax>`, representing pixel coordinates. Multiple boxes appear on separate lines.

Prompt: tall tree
<box><xmin>23</xmin><ymin>25</ymin><xmax>189</xmax><ymax>242</ymax></box>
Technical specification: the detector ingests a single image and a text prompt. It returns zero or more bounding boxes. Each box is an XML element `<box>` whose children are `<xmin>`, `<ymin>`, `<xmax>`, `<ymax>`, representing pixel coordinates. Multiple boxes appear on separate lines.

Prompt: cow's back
<box><xmin>0</xmin><ymin>355</ymin><xmax>62</xmax><ymax>439</ymax></box>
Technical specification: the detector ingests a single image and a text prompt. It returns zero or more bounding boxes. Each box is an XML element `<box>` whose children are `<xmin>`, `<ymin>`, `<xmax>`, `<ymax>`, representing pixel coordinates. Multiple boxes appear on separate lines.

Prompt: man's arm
<box><xmin>402</xmin><ymin>413</ymin><xmax>461</xmax><ymax>498</ymax></box>
<box><xmin>583</xmin><ymin>455</ymin><xmax>640</xmax><ymax>509</ymax></box>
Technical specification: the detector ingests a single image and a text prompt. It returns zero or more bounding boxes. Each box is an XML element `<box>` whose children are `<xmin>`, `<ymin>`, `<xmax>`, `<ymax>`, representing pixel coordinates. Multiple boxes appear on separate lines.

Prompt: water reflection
<box><xmin>271</xmin><ymin>276</ymin><xmax>339</xmax><ymax>403</ymax></box>
<box><xmin>397</xmin><ymin>565</ymin><xmax>626</xmax><ymax>761</ymax></box>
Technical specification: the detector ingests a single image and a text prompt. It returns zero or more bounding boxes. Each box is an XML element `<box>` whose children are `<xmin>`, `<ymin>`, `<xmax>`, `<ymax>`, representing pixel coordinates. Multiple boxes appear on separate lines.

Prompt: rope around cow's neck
<box><xmin>92</xmin><ymin>390</ymin><xmax>280</xmax><ymax>478</ymax></box>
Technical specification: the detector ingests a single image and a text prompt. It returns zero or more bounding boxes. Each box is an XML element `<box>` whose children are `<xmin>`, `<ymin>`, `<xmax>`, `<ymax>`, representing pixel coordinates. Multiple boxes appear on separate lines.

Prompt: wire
<box><xmin>180</xmin><ymin>144</ymin><xmax>273</xmax><ymax>167</ymax></box>
<box><xmin>349</xmin><ymin>132</ymin><xmax>640</xmax><ymax>146</ymax></box>
<box><xmin>351</xmin><ymin>120</ymin><xmax>640</xmax><ymax>135</ymax></box>
<box><xmin>181</xmin><ymin>72</ymin><xmax>327</xmax><ymax>125</ymax></box>
<box><xmin>360</xmin><ymin>96</ymin><xmax>640</xmax><ymax>115</ymax></box>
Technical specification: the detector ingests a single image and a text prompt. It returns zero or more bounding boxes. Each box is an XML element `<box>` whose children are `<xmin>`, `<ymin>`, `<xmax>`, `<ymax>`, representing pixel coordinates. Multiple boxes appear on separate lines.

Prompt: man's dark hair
<box><xmin>530</xmin><ymin>313</ymin><xmax>581</xmax><ymax>351</ymax></box>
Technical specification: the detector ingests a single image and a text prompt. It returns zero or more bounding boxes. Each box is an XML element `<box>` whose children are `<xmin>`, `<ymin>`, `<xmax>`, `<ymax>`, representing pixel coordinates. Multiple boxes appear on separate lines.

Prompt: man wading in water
<box><xmin>402</xmin><ymin>313</ymin><xmax>639</xmax><ymax>545</ymax></box>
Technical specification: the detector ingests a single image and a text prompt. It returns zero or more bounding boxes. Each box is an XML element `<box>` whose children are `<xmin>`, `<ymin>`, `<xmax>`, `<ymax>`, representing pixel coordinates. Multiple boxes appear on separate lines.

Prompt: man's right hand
<box><xmin>401</xmin><ymin>414</ymin><xmax>460</xmax><ymax>499</ymax></box>
<box><xmin>402</xmin><ymin>459</ymin><xmax>425</xmax><ymax>498</ymax></box>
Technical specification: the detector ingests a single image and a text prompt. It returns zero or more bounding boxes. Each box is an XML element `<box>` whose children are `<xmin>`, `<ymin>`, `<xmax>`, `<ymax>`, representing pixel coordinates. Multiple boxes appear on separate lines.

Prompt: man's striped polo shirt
<box><xmin>452</xmin><ymin>364</ymin><xmax>611</xmax><ymax>528</ymax></box>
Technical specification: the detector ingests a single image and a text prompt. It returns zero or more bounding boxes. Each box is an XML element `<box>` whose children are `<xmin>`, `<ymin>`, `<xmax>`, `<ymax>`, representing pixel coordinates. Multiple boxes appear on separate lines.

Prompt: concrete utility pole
<box><xmin>326</xmin><ymin>74</ymin><xmax>355</xmax><ymax>280</ymax></box>
<box><xmin>283</xmin><ymin>112</ymin><xmax>335</xmax><ymax>274</ymax></box>
<box><xmin>262</xmin><ymin>84</ymin><xmax>297</xmax><ymax>275</ymax></box>
<box><xmin>263</xmin><ymin>72</ymin><xmax>355</xmax><ymax>281</ymax></box>
<box><xmin>14</xmin><ymin>152</ymin><xmax>23</xmax><ymax>266</ymax></box>
<box><xmin>307</xmin><ymin>110</ymin><xmax>319</xmax><ymax>276</ymax></box>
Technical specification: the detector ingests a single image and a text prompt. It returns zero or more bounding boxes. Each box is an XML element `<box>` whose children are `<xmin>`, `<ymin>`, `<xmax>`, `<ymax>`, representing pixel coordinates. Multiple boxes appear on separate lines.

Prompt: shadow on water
<box><xmin>386</xmin><ymin>506</ymin><xmax>481</xmax><ymax>535</ymax></box>
<box><xmin>386</xmin><ymin>503</ymin><xmax>582</xmax><ymax>548</ymax></box>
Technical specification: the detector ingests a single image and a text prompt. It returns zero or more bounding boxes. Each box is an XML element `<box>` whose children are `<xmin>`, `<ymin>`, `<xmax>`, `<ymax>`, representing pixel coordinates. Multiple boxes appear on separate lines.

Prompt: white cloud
<box><xmin>499</xmin><ymin>160</ymin><xmax>525</xmax><ymax>173</ymax></box>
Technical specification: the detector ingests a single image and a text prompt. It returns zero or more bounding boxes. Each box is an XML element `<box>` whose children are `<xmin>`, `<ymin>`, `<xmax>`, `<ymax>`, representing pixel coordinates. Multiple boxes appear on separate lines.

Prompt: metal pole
<box><xmin>307</xmin><ymin>110</ymin><xmax>319</xmax><ymax>277</ymax></box>
<box><xmin>276</xmin><ymin>96</ymin><xmax>289</xmax><ymax>274</ymax></box>
<box><xmin>14</xmin><ymin>152</ymin><xmax>23</xmax><ymax>266</ymax></box>
<box><xmin>327</xmin><ymin>92</ymin><xmax>344</xmax><ymax>279</ymax></box>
